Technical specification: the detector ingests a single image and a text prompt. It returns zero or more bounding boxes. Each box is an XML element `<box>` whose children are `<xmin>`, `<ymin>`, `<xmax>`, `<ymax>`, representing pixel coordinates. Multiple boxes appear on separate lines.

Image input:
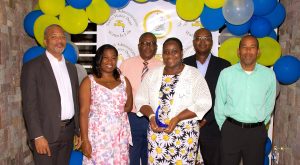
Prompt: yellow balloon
<box><xmin>134</xmin><ymin>0</ymin><xmax>148</xmax><ymax>3</ymax></box>
<box><xmin>176</xmin><ymin>0</ymin><xmax>204</xmax><ymax>21</ymax></box>
<box><xmin>257</xmin><ymin>37</ymin><xmax>282</xmax><ymax>66</ymax></box>
<box><xmin>86</xmin><ymin>0</ymin><xmax>111</xmax><ymax>24</ymax></box>
<box><xmin>218</xmin><ymin>37</ymin><xmax>241</xmax><ymax>65</ymax></box>
<box><xmin>59</xmin><ymin>6</ymin><xmax>89</xmax><ymax>34</ymax></box>
<box><xmin>33</xmin><ymin>15</ymin><xmax>60</xmax><ymax>47</ymax></box>
<box><xmin>39</xmin><ymin>0</ymin><xmax>65</xmax><ymax>16</ymax></box>
<box><xmin>204</xmin><ymin>0</ymin><xmax>225</xmax><ymax>9</ymax></box>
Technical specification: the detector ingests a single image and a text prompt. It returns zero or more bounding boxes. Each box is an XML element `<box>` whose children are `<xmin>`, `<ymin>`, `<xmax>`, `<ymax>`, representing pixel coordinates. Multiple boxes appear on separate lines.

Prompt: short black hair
<box><xmin>239</xmin><ymin>35</ymin><xmax>259</xmax><ymax>48</ymax></box>
<box><xmin>139</xmin><ymin>32</ymin><xmax>157</xmax><ymax>42</ymax></box>
<box><xmin>163</xmin><ymin>37</ymin><xmax>183</xmax><ymax>50</ymax></box>
<box><xmin>44</xmin><ymin>24</ymin><xmax>64</xmax><ymax>38</ymax></box>
<box><xmin>193</xmin><ymin>28</ymin><xmax>212</xmax><ymax>39</ymax></box>
<box><xmin>92</xmin><ymin>44</ymin><xmax>120</xmax><ymax>80</ymax></box>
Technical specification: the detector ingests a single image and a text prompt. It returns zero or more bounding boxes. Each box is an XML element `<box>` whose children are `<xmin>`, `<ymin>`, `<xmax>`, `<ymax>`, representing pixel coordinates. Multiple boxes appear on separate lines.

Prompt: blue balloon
<box><xmin>264</xmin><ymin>156</ymin><xmax>269</xmax><ymax>165</ymax></box>
<box><xmin>269</xmin><ymin>30</ymin><xmax>278</xmax><ymax>40</ymax></box>
<box><xmin>253</xmin><ymin>0</ymin><xmax>277</xmax><ymax>16</ymax></box>
<box><xmin>67</xmin><ymin>0</ymin><xmax>92</xmax><ymax>9</ymax></box>
<box><xmin>169</xmin><ymin>0</ymin><xmax>176</xmax><ymax>5</ymax></box>
<box><xmin>23</xmin><ymin>10</ymin><xmax>44</xmax><ymax>37</ymax></box>
<box><xmin>200</xmin><ymin>6</ymin><xmax>225</xmax><ymax>31</ymax></box>
<box><xmin>69</xmin><ymin>150</ymin><xmax>83</xmax><ymax>165</ymax></box>
<box><xmin>105</xmin><ymin>0</ymin><xmax>130</xmax><ymax>9</ymax></box>
<box><xmin>250</xmin><ymin>16</ymin><xmax>272</xmax><ymax>38</ymax></box>
<box><xmin>263</xmin><ymin>3</ymin><xmax>286</xmax><ymax>28</ymax></box>
<box><xmin>226</xmin><ymin>20</ymin><xmax>251</xmax><ymax>36</ymax></box>
<box><xmin>23</xmin><ymin>46</ymin><xmax>45</xmax><ymax>64</ymax></box>
<box><xmin>273</xmin><ymin>55</ymin><xmax>300</xmax><ymax>85</ymax></box>
<box><xmin>63</xmin><ymin>43</ymin><xmax>78</xmax><ymax>64</ymax></box>
<box><xmin>265</xmin><ymin>137</ymin><xmax>272</xmax><ymax>155</ymax></box>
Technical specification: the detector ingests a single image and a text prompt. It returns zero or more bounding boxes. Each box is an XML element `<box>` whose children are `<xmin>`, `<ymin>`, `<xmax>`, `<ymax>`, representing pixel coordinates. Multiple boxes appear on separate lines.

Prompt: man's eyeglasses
<box><xmin>139</xmin><ymin>41</ymin><xmax>157</xmax><ymax>47</ymax></box>
<box><xmin>194</xmin><ymin>36</ymin><xmax>212</xmax><ymax>41</ymax></box>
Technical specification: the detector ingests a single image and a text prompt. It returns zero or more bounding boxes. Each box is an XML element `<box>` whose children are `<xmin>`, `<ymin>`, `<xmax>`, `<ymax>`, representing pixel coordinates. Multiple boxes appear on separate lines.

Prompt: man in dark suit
<box><xmin>183</xmin><ymin>28</ymin><xmax>231</xmax><ymax>165</ymax></box>
<box><xmin>21</xmin><ymin>24</ymin><xmax>81</xmax><ymax>165</ymax></box>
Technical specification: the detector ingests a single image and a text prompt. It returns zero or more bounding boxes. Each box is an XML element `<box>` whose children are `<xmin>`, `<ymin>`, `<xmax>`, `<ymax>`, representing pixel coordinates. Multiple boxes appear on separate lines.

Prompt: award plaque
<box><xmin>155</xmin><ymin>105</ymin><xmax>168</xmax><ymax>128</ymax></box>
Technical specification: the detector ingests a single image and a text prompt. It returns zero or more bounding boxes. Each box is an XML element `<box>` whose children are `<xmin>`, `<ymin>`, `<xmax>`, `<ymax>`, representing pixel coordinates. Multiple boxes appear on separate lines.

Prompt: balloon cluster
<box><xmin>160</xmin><ymin>0</ymin><xmax>286</xmax><ymax>39</ymax></box>
<box><xmin>23</xmin><ymin>0</ymin><xmax>287</xmax><ymax>47</ymax></box>
<box><xmin>22</xmin><ymin>0</ymin><xmax>111</xmax><ymax>64</ymax></box>
<box><xmin>24</xmin><ymin>0</ymin><xmax>287</xmax><ymax>41</ymax></box>
<box><xmin>23</xmin><ymin>0</ymin><xmax>111</xmax><ymax>44</ymax></box>
<box><xmin>219</xmin><ymin>37</ymin><xmax>282</xmax><ymax>66</ymax></box>
<box><xmin>23</xmin><ymin>0</ymin><xmax>297</xmax><ymax>85</ymax></box>
<box><xmin>198</xmin><ymin>0</ymin><xmax>286</xmax><ymax>38</ymax></box>
<box><xmin>218</xmin><ymin>38</ymin><xmax>299</xmax><ymax>85</ymax></box>
<box><xmin>213</xmin><ymin>0</ymin><xmax>299</xmax><ymax>85</ymax></box>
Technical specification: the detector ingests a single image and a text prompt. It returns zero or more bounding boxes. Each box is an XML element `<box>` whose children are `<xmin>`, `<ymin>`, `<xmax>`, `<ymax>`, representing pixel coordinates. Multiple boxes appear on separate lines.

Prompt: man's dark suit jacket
<box><xmin>21</xmin><ymin>54</ymin><xmax>80</xmax><ymax>143</ymax></box>
<box><xmin>183</xmin><ymin>54</ymin><xmax>231</xmax><ymax>139</ymax></box>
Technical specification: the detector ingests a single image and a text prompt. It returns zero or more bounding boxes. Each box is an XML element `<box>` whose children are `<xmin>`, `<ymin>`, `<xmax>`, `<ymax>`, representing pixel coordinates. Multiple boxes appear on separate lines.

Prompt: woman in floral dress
<box><xmin>135</xmin><ymin>38</ymin><xmax>212</xmax><ymax>164</ymax></box>
<box><xmin>80</xmin><ymin>44</ymin><xmax>133</xmax><ymax>165</ymax></box>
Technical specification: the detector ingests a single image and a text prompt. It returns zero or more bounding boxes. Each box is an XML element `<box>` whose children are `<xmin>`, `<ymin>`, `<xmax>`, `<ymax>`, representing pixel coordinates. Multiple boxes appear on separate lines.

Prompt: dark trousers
<box><xmin>128</xmin><ymin>112</ymin><xmax>148</xmax><ymax>165</ymax></box>
<box><xmin>199</xmin><ymin>121</ymin><xmax>221</xmax><ymax>165</ymax></box>
<box><xmin>199</xmin><ymin>137</ymin><xmax>221</xmax><ymax>165</ymax></box>
<box><xmin>30</xmin><ymin>121</ymin><xmax>74</xmax><ymax>165</ymax></box>
<box><xmin>220</xmin><ymin>120</ymin><xmax>267</xmax><ymax>165</ymax></box>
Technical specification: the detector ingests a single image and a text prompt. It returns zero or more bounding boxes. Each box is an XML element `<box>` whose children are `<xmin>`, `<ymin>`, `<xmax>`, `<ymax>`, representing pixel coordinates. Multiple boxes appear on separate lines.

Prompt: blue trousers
<box><xmin>128</xmin><ymin>112</ymin><xmax>149</xmax><ymax>165</ymax></box>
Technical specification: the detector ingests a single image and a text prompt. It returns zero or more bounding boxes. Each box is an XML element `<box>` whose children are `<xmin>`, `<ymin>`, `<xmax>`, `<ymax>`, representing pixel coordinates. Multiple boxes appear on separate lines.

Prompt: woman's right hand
<box><xmin>149</xmin><ymin>117</ymin><xmax>164</xmax><ymax>133</ymax></box>
<box><xmin>81</xmin><ymin>140</ymin><xmax>92</xmax><ymax>159</ymax></box>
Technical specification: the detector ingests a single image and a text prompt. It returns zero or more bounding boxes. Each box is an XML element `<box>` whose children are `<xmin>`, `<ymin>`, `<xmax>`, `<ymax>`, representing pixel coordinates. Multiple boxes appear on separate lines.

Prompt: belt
<box><xmin>61</xmin><ymin>117</ymin><xmax>74</xmax><ymax>127</ymax></box>
<box><xmin>227</xmin><ymin>117</ymin><xmax>263</xmax><ymax>128</ymax></box>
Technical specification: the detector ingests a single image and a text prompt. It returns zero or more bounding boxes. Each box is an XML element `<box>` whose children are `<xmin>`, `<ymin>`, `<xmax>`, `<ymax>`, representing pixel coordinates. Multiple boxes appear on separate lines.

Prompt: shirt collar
<box><xmin>46</xmin><ymin>50</ymin><xmax>65</xmax><ymax>63</ymax></box>
<box><xmin>237</xmin><ymin>62</ymin><xmax>259</xmax><ymax>72</ymax></box>
<box><xmin>138</xmin><ymin>55</ymin><xmax>157</xmax><ymax>63</ymax></box>
<box><xmin>198</xmin><ymin>53</ymin><xmax>211</xmax><ymax>65</ymax></box>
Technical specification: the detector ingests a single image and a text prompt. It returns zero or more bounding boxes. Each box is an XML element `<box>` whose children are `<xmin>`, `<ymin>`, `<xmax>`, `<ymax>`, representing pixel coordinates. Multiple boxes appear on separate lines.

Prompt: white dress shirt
<box><xmin>196</xmin><ymin>53</ymin><xmax>211</xmax><ymax>77</ymax></box>
<box><xmin>46</xmin><ymin>51</ymin><xmax>75</xmax><ymax>120</ymax></box>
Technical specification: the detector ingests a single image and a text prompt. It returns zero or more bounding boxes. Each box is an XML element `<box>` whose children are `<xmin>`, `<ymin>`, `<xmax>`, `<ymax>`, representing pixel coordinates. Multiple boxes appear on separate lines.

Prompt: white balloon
<box><xmin>222</xmin><ymin>0</ymin><xmax>254</xmax><ymax>25</ymax></box>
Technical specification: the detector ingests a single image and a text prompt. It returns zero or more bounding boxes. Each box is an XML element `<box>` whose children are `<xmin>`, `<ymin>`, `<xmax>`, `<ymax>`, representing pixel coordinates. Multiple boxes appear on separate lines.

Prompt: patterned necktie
<box><xmin>141</xmin><ymin>61</ymin><xmax>149</xmax><ymax>81</ymax></box>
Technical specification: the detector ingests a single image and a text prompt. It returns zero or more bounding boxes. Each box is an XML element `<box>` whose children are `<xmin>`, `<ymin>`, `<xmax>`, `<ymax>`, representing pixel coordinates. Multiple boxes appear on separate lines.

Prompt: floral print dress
<box><xmin>148</xmin><ymin>74</ymin><xmax>200</xmax><ymax>165</ymax></box>
<box><xmin>82</xmin><ymin>75</ymin><xmax>132</xmax><ymax>165</ymax></box>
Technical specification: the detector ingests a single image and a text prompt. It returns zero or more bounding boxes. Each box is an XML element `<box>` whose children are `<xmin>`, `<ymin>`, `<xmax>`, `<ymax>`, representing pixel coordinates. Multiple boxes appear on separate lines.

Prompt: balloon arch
<box><xmin>22</xmin><ymin>1</ymin><xmax>300</xmax><ymax>164</ymax></box>
<box><xmin>23</xmin><ymin>0</ymin><xmax>299</xmax><ymax>84</ymax></box>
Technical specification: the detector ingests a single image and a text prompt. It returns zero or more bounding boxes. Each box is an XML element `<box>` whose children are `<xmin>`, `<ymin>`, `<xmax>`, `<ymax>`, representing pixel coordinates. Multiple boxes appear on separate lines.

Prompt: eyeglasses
<box><xmin>194</xmin><ymin>36</ymin><xmax>212</xmax><ymax>41</ymax></box>
<box><xmin>139</xmin><ymin>41</ymin><xmax>157</xmax><ymax>47</ymax></box>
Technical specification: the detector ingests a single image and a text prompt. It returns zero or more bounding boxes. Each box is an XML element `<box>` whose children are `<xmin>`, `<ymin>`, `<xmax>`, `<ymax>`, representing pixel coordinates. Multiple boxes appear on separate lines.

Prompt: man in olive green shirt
<box><xmin>214</xmin><ymin>35</ymin><xmax>276</xmax><ymax>165</ymax></box>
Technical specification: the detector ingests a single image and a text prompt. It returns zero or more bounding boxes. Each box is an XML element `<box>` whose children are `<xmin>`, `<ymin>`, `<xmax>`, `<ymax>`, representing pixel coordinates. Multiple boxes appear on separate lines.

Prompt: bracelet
<box><xmin>34</xmin><ymin>136</ymin><xmax>44</xmax><ymax>140</ymax></box>
<box><xmin>149</xmin><ymin>114</ymin><xmax>155</xmax><ymax>120</ymax></box>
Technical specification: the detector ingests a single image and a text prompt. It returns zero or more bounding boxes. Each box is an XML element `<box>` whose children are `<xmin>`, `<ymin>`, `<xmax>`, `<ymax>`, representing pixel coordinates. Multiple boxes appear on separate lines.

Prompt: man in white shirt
<box><xmin>21</xmin><ymin>24</ymin><xmax>81</xmax><ymax>165</ymax></box>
